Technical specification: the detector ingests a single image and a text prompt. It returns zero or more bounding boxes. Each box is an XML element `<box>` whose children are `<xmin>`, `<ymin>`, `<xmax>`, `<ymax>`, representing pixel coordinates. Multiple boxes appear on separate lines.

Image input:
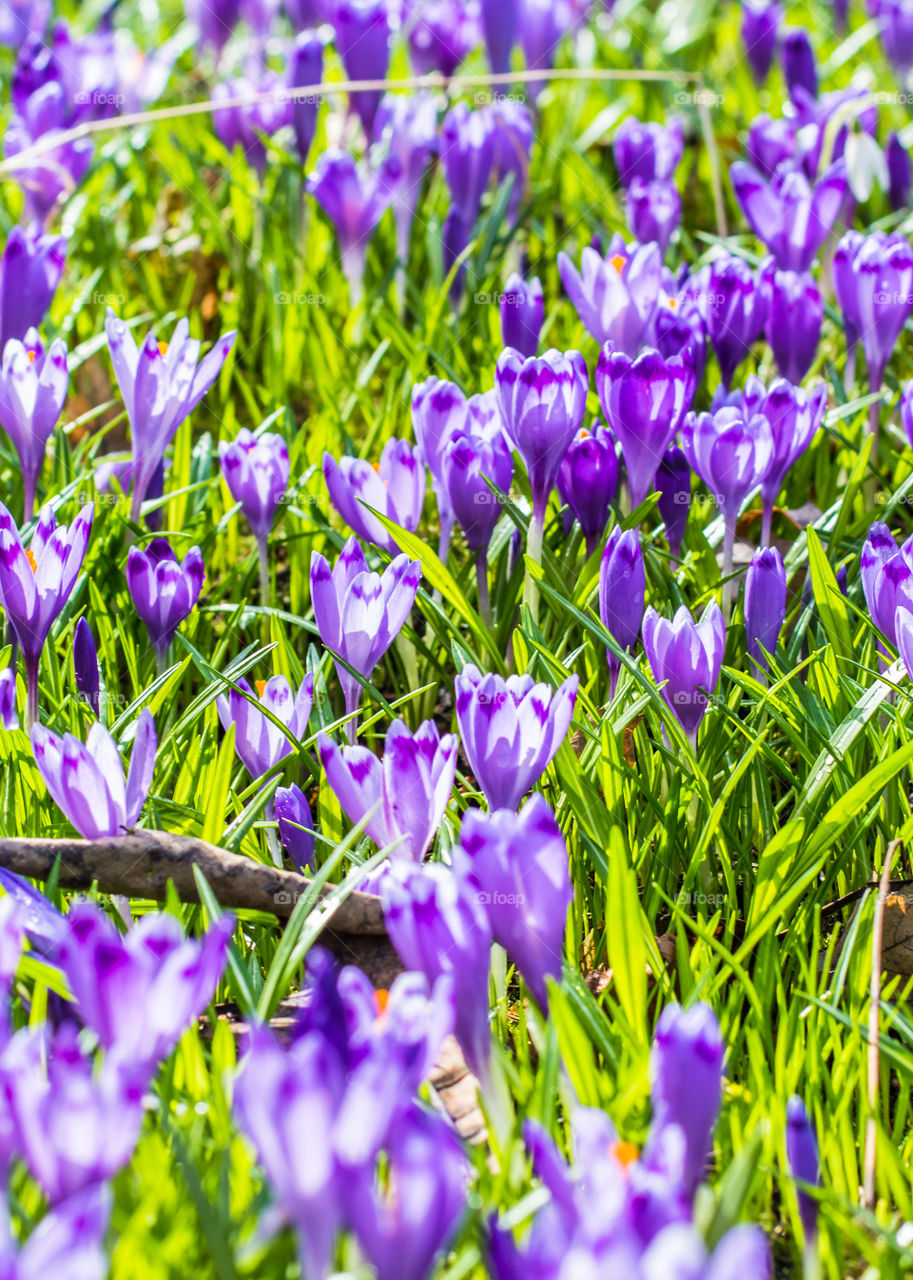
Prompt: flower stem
<box><xmin>25</xmin><ymin>655</ymin><xmax>39</xmax><ymax>731</ymax></box>
<box><xmin>761</xmin><ymin>500</ymin><xmax>772</xmax><ymax>549</ymax></box>
<box><xmin>477</xmin><ymin>551</ymin><xmax>492</xmax><ymax>631</ymax></box>
<box><xmin>257</xmin><ymin>536</ymin><xmax>270</xmax><ymax>611</ymax></box>
<box><xmin>524</xmin><ymin>505</ymin><xmax>545</xmax><ymax>625</ymax></box>
<box><xmin>721</xmin><ymin>517</ymin><xmax>736</xmax><ymax>622</ymax></box>
<box><xmin>869</xmin><ymin>372</ymin><xmax>882</xmax><ymax>452</ymax></box>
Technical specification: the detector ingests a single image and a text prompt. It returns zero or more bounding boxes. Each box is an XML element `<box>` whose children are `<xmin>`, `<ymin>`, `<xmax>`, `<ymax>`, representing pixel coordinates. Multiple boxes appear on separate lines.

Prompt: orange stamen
<box><xmin>374</xmin><ymin>988</ymin><xmax>389</xmax><ymax>1015</ymax></box>
<box><xmin>610</xmin><ymin>1140</ymin><xmax>639</xmax><ymax>1169</ymax></box>
<box><xmin>668</xmin><ymin>297</ymin><xmax>678</xmax><ymax>310</ymax></box>
<box><xmin>158</xmin><ymin>341</ymin><xmax>168</xmax><ymax>356</ymax></box>
<box><xmin>610</xmin><ymin>254</ymin><xmax>626</xmax><ymax>275</ymax></box>
<box><xmin>27</xmin><ymin>350</ymin><xmax>36</xmax><ymax>363</ymax></box>
<box><xmin>25</xmin><ymin>549</ymin><xmax>37</xmax><ymax>573</ymax></box>
<box><xmin>255</xmin><ymin>679</ymin><xmax>267</xmax><ymax>697</ymax></box>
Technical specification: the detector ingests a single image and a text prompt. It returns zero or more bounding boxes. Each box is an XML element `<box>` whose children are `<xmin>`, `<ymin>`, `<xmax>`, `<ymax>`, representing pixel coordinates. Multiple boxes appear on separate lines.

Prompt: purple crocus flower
<box><xmin>439</xmin><ymin>101</ymin><xmax>497</xmax><ymax>231</ymax></box>
<box><xmin>742</xmin><ymin>1</ymin><xmax>782</xmax><ymax>83</ymax></box>
<box><xmin>287</xmin><ymin>31</ymin><xmax>324</xmax><ymax>165</ymax></box>
<box><xmin>0</xmin><ymin>499</ymin><xmax>93</xmax><ymax>725</ymax></box>
<box><xmin>73</xmin><ymin>617</ymin><xmax>100</xmax><ymax>717</ymax></box>
<box><xmin>310</xmin><ymin>538</ymin><xmax>421</xmax><ymax>739</ymax></box>
<box><xmin>218</xmin><ymin>428</ymin><xmax>289</xmax><ymax>601</ymax></box>
<box><xmin>901</xmin><ymin>379</ymin><xmax>913</xmax><ymax>450</ymax></box>
<box><xmin>558</xmin><ymin>237</ymin><xmax>663</xmax><ymax>353</ymax></box>
<box><xmin>645</xmin><ymin>1002</ymin><xmax>725</xmax><ymax>1197</ymax></box>
<box><xmin>479</xmin><ymin>0</ymin><xmax>518</xmax><ymax>72</ymax></box>
<box><xmin>374</xmin><ymin>92</ymin><xmax>438</xmax><ymax>273</ymax></box>
<box><xmin>382</xmin><ymin>861</ymin><xmax>493</xmax><ymax>1076</ymax></box>
<box><xmin>187</xmin><ymin>0</ymin><xmax>241</xmax><ymax>52</ymax></box>
<box><xmin>626</xmin><ymin>178</ymin><xmax>681</xmax><ymax>254</ymax></box>
<box><xmin>780</xmin><ymin>28</ymin><xmax>818</xmax><ymax>100</ymax></box>
<box><xmin>0</xmin><ymin>1186</ymin><xmax>110</xmax><ymax>1279</ymax></box>
<box><xmin>330</xmin><ymin>0</ymin><xmax>390</xmax><ymax>138</ymax></box>
<box><xmin>642</xmin><ymin>603</ymin><xmax>726</xmax><ymax>746</ymax></box>
<box><xmin>691</xmin><ymin>254</ymin><xmax>770</xmax><ymax>388</ymax></box>
<box><xmin>0</xmin><ymin>225</ymin><xmax>65</xmax><ymax>355</ymax></box>
<box><xmin>307</xmin><ymin>148</ymin><xmax>402</xmax><ymax>306</ymax></box>
<box><xmin>861</xmin><ymin>522</ymin><xmax>913</xmax><ymax>650</ymax></box>
<box><xmin>785</xmin><ymin>1096</ymin><xmax>819</xmax><ymax>1244</ymax></box>
<box><xmin>871</xmin><ymin>0</ymin><xmax>913</xmax><ymax>77</ymax></box>
<box><xmin>599</xmin><ymin>526</ymin><xmax>645</xmax><ymax>698</ymax></box>
<box><xmin>1</xmin><ymin>1023</ymin><xmax>145</xmax><ymax>1204</ymax></box>
<box><xmin>31</xmin><ymin>709</ymin><xmax>156</xmax><ymax>838</ymax></box>
<box><xmin>656</xmin><ymin>444</ymin><xmax>690</xmax><ymax>562</ymax></box>
<box><xmin>454</xmin><ymin>664</ymin><xmax>578</xmax><ymax>811</ymax></box>
<box><xmin>0</xmin><ymin>668</ymin><xmax>17</xmax><ymax>731</ymax></box>
<box><xmin>324</xmin><ymin>438</ymin><xmax>425</xmax><ymax>554</ymax></box>
<box><xmin>212</xmin><ymin>69</ymin><xmax>289</xmax><ymax>175</ymax></box>
<box><xmin>595</xmin><ymin>342</ymin><xmax>695</xmax><ymax>510</ymax></box>
<box><xmin>519</xmin><ymin>0</ymin><xmax>569</xmax><ymax>95</ymax></box>
<box><xmin>730</xmin><ymin>160</ymin><xmax>846</xmax><ymax>272</ymax></box>
<box><xmin>887</xmin><ymin>131</ymin><xmax>912</xmax><ymax>211</ymax></box>
<box><xmin>613</xmin><ymin>116</ymin><xmax>684</xmax><ymax>186</ymax></box>
<box><xmin>126</xmin><ymin>538</ymin><xmax>205</xmax><ymax>661</ymax></box>
<box><xmin>0</xmin><ymin>329</ymin><xmax>68</xmax><ymax>520</ymax></box>
<box><xmin>741</xmin><ymin>375</ymin><xmax>827</xmax><ymax>543</ymax></box>
<box><xmin>681</xmin><ymin>405</ymin><xmax>774</xmax><ymax>614</ymax></box>
<box><xmin>453</xmin><ymin>794</ymin><xmax>572</xmax><ymax>1008</ymax></box>
<box><xmin>0</xmin><ymin>0</ymin><xmax>50</xmax><ymax>46</ymax></box>
<box><xmin>744</xmin><ymin>546</ymin><xmax>786</xmax><ymax>675</ymax></box>
<box><xmin>747</xmin><ymin>113</ymin><xmax>797</xmax><ymax>178</ymax></box>
<box><xmin>105</xmin><ymin>310</ymin><xmax>236</xmax><ymax>523</ymax></box>
<box><xmin>318</xmin><ymin>718</ymin><xmax>457</xmax><ymax>860</ymax></box>
<box><xmin>349</xmin><ymin>1104</ymin><xmax>468</xmax><ymax>1280</ymax></box>
<box><xmin>218</xmin><ymin>674</ymin><xmax>313</xmax><ymax>781</ymax></box>
<box><xmin>764</xmin><ymin>267</ymin><xmax>822</xmax><ymax>386</ymax></box>
<box><xmin>274</xmin><ymin>782</ymin><xmax>315</xmax><ymax>871</ymax></box>
<box><xmin>405</xmin><ymin>0</ymin><xmax>479</xmax><ymax>75</ymax></box>
<box><xmin>501</xmin><ymin>273</ymin><xmax>544</xmax><ymax>357</ymax></box>
<box><xmin>5</xmin><ymin>85</ymin><xmax>94</xmax><ymax>225</ymax></box>
<box><xmin>490</xmin><ymin>100</ymin><xmax>534</xmax><ymax>220</ymax></box>
<box><xmin>56</xmin><ymin>902</ymin><xmax>233</xmax><ymax>1078</ymax></box>
<box><xmin>832</xmin><ymin>230</ymin><xmax>913</xmax><ymax>442</ymax></box>
<box><xmin>495</xmin><ymin>346</ymin><xmax>588</xmax><ymax>529</ymax></box>
<box><xmin>411</xmin><ymin>377</ymin><xmax>468</xmax><ymax>561</ymax></box>
<box><xmin>441</xmin><ymin>397</ymin><xmax>514</xmax><ymax>549</ymax></box>
<box><xmin>557</xmin><ymin>425</ymin><xmax>618</xmax><ymax>555</ymax></box>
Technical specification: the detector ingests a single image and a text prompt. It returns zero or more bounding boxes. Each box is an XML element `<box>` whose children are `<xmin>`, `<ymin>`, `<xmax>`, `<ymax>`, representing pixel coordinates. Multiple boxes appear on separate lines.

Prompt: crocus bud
<box><xmin>453</xmin><ymin>795</ymin><xmax>572</xmax><ymax>1009</ymax></box>
<box><xmin>656</xmin><ymin>444</ymin><xmax>690</xmax><ymax>562</ymax></box>
<box><xmin>0</xmin><ymin>225</ymin><xmax>65</xmax><ymax>354</ymax></box>
<box><xmin>0</xmin><ymin>329</ymin><xmax>68</xmax><ymax>519</ymax></box>
<box><xmin>596</xmin><ymin>343</ymin><xmax>695</xmax><ymax>510</ymax></box>
<box><xmin>557</xmin><ymin>425</ymin><xmax>618</xmax><ymax>555</ymax></box>
<box><xmin>741</xmin><ymin>375</ymin><xmax>826</xmax><ymax>544</ymax></box>
<box><xmin>599</xmin><ymin>526</ymin><xmax>645</xmax><ymax>698</ymax></box>
<box><xmin>0</xmin><ymin>668</ymin><xmax>17</xmax><ymax>731</ymax></box>
<box><xmin>645</xmin><ymin>1002</ymin><xmax>724</xmax><ymax>1197</ymax></box>
<box><xmin>274</xmin><ymin>783</ymin><xmax>315</xmax><ymax>872</ymax></box>
<box><xmin>642</xmin><ymin>603</ymin><xmax>726</xmax><ymax>747</ymax></box>
<box><xmin>681</xmin><ymin>405</ymin><xmax>774</xmax><ymax>561</ymax></box>
<box><xmin>887</xmin><ymin>132</ymin><xmax>912</xmax><ymax>211</ymax></box>
<box><xmin>442</xmin><ymin>415</ymin><xmax>513</xmax><ymax>554</ymax></box>
<box><xmin>625</xmin><ymin>177</ymin><xmax>681</xmax><ymax>254</ymax></box>
<box><xmin>126</xmin><ymin>539</ymin><xmax>205</xmax><ymax>660</ymax></box>
<box><xmin>833</xmin><ymin>230</ymin><xmax>913</xmax><ymax>399</ymax></box>
<box><xmin>329</xmin><ymin>0</ymin><xmax>390</xmax><ymax>137</ymax></box>
<box><xmin>479</xmin><ymin>0</ymin><xmax>518</xmax><ymax>73</ymax></box>
<box><xmin>780</xmin><ymin>28</ymin><xmax>817</xmax><ymax>101</ymax></box>
<box><xmin>861</xmin><ymin>521</ymin><xmax>913</xmax><ymax>650</ymax></box>
<box><xmin>219</xmin><ymin>430</ymin><xmax>290</xmax><ymax>544</ymax></box>
<box><xmin>73</xmin><ymin>617</ymin><xmax>100</xmax><ymax>718</ymax></box>
<box><xmin>747</xmin><ymin>113</ymin><xmax>797</xmax><ymax>178</ymax></box>
<box><xmin>785</xmin><ymin>1096</ymin><xmax>819</xmax><ymax>1243</ymax></box>
<box><xmin>745</xmin><ymin>546</ymin><xmax>786</xmax><ymax>674</ymax></box>
<box><xmin>874</xmin><ymin>0</ymin><xmax>913</xmax><ymax>79</ymax></box>
<box><xmin>613</xmin><ymin>116</ymin><xmax>684</xmax><ymax>186</ymax></box>
<box><xmin>742</xmin><ymin>1</ymin><xmax>782</xmax><ymax>83</ymax></box>
<box><xmin>287</xmin><ymin>31</ymin><xmax>324</xmax><ymax>166</ymax></box>
<box><xmin>692</xmin><ymin>254</ymin><xmax>770</xmax><ymax>388</ymax></box>
<box><xmin>764</xmin><ymin>267</ymin><xmax>822</xmax><ymax>386</ymax></box>
<box><xmin>500</xmin><ymin>273</ymin><xmax>543</xmax><ymax>357</ymax></box>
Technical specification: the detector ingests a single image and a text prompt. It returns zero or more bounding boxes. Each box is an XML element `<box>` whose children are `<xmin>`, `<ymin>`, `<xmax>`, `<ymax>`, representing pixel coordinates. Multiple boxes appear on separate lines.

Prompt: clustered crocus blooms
<box><xmin>453</xmin><ymin>794</ymin><xmax>572</xmax><ymax>1008</ymax></box>
<box><xmin>310</xmin><ymin>537</ymin><xmax>422</xmax><ymax>739</ymax></box>
<box><xmin>500</xmin><ymin>272</ymin><xmax>544</xmax><ymax>357</ymax></box>
<box><xmin>490</xmin><ymin>1002</ymin><xmax>769</xmax><ymax>1277</ymax></box>
<box><xmin>455</xmin><ymin>664</ymin><xmax>578</xmax><ymax>810</ymax></box>
<box><xmin>126</xmin><ymin>538</ymin><xmax>205</xmax><ymax>666</ymax></box>
<box><xmin>495</xmin><ymin>347</ymin><xmax>588</xmax><ymax>616</ymax></box>
<box><xmin>642</xmin><ymin>602</ymin><xmax>726</xmax><ymax>748</ymax></box>
<box><xmin>557</xmin><ymin>424</ymin><xmax>618</xmax><ymax>555</ymax></box>
<box><xmin>832</xmin><ymin>230</ymin><xmax>913</xmax><ymax>443</ymax></box>
<box><xmin>218</xmin><ymin>673</ymin><xmax>313</xmax><ymax>784</ymax></box>
<box><xmin>324</xmin><ymin>438</ymin><xmax>425</xmax><ymax>554</ymax></box>
<box><xmin>0</xmin><ymin>328</ymin><xmax>68</xmax><ymax>519</ymax></box>
<box><xmin>741</xmin><ymin>376</ymin><xmax>826</xmax><ymax>543</ymax></box>
<box><xmin>0</xmin><ymin>499</ymin><xmax>93</xmax><ymax>726</ymax></box>
<box><xmin>319</xmin><ymin>718</ymin><xmax>458</xmax><ymax>861</ymax></box>
<box><xmin>234</xmin><ymin>949</ymin><xmax>466</xmax><ymax>1278</ymax></box>
<box><xmin>599</xmin><ymin>526</ymin><xmax>645</xmax><ymax>698</ymax></box>
<box><xmin>307</xmin><ymin>149</ymin><xmax>402</xmax><ymax>307</ymax></box>
<box><xmin>597</xmin><ymin>341</ymin><xmax>696</xmax><ymax>511</ymax></box>
<box><xmin>744</xmin><ymin>547</ymin><xmax>786</xmax><ymax>677</ymax></box>
<box><xmin>558</xmin><ymin>235</ymin><xmax>663</xmax><ymax>353</ymax></box>
<box><xmin>31</xmin><ymin>709</ymin><xmax>157</xmax><ymax>839</ymax></box>
<box><xmin>681</xmin><ymin>403</ymin><xmax>774</xmax><ymax>615</ymax></box>
<box><xmin>106</xmin><ymin>310</ymin><xmax>236</xmax><ymax>523</ymax></box>
<box><xmin>613</xmin><ymin>113</ymin><xmax>683</xmax><ymax>252</ymax></box>
<box><xmin>219</xmin><ymin>428</ymin><xmax>290</xmax><ymax>603</ymax></box>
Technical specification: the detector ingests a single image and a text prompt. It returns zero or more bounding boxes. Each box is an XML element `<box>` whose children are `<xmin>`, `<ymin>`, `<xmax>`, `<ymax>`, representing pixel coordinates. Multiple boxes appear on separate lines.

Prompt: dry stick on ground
<box><xmin>864</xmin><ymin>843</ymin><xmax>897</xmax><ymax>1211</ymax></box>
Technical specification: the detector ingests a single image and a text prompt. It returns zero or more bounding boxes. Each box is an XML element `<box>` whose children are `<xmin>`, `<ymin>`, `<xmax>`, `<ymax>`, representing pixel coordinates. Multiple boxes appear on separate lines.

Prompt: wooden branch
<box><xmin>0</xmin><ymin>831</ymin><xmax>385</xmax><ymax>936</ymax></box>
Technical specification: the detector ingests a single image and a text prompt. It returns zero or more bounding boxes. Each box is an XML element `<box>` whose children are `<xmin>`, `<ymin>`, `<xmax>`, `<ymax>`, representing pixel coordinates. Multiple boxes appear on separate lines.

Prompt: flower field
<box><xmin>2</xmin><ymin>0</ymin><xmax>913</xmax><ymax>1276</ymax></box>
